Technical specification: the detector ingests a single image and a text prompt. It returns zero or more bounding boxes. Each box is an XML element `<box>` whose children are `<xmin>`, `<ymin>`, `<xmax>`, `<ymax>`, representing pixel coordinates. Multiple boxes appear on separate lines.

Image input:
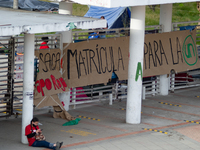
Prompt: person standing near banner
<box><xmin>25</xmin><ymin>117</ymin><xmax>63</xmax><ymax>150</ymax></box>
<box><xmin>99</xmin><ymin>16</ymin><xmax>108</xmax><ymax>38</ymax></box>
<box><xmin>40</xmin><ymin>37</ymin><xmax>49</xmax><ymax>49</ymax></box>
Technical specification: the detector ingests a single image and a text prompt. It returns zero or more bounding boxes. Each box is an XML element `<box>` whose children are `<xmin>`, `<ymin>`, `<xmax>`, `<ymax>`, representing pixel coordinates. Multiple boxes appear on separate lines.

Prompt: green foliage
<box><xmin>145</xmin><ymin>2</ymin><xmax>199</xmax><ymax>25</ymax></box>
<box><xmin>72</xmin><ymin>3</ymin><xmax>89</xmax><ymax>16</ymax></box>
<box><xmin>146</xmin><ymin>5</ymin><xmax>160</xmax><ymax>25</ymax></box>
<box><xmin>173</xmin><ymin>2</ymin><xmax>199</xmax><ymax>23</ymax></box>
<box><xmin>39</xmin><ymin>2</ymin><xmax>199</xmax><ymax>26</ymax></box>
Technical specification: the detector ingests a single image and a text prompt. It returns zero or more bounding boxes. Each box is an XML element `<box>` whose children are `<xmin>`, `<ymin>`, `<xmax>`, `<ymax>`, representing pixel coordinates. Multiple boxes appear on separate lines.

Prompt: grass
<box><xmin>146</xmin><ymin>2</ymin><xmax>199</xmax><ymax>25</ymax></box>
<box><xmin>72</xmin><ymin>2</ymin><xmax>199</xmax><ymax>26</ymax></box>
<box><xmin>71</xmin><ymin>2</ymin><xmax>200</xmax><ymax>40</ymax></box>
<box><xmin>37</xmin><ymin>1</ymin><xmax>200</xmax><ymax>41</ymax></box>
<box><xmin>39</xmin><ymin>1</ymin><xmax>199</xmax><ymax>25</ymax></box>
<box><xmin>72</xmin><ymin>3</ymin><xmax>89</xmax><ymax>16</ymax></box>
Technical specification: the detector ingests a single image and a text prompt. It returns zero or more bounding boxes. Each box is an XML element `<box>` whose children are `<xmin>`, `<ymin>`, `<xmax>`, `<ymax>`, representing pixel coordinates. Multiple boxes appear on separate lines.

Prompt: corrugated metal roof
<box><xmin>0</xmin><ymin>7</ymin><xmax>107</xmax><ymax>36</ymax></box>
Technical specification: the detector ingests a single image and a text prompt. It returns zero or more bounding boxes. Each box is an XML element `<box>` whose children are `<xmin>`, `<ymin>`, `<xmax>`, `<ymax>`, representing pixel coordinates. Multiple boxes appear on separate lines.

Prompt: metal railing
<box><xmin>69</xmin><ymin>84</ymin><xmax>115</xmax><ymax>109</ymax></box>
<box><xmin>69</xmin><ymin>76</ymin><xmax>160</xmax><ymax>108</ymax></box>
<box><xmin>169</xmin><ymin>71</ymin><xmax>200</xmax><ymax>92</ymax></box>
<box><xmin>172</xmin><ymin>21</ymin><xmax>200</xmax><ymax>43</ymax></box>
<box><xmin>72</xmin><ymin>25</ymin><xmax>162</xmax><ymax>41</ymax></box>
<box><xmin>0</xmin><ymin>37</ymin><xmax>14</xmax><ymax>118</ymax></box>
<box><xmin>0</xmin><ymin>34</ymin><xmax>61</xmax><ymax>117</ymax></box>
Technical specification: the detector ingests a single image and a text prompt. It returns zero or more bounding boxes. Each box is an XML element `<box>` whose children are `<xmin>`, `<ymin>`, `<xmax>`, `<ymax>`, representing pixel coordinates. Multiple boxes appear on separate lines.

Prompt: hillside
<box><xmin>72</xmin><ymin>2</ymin><xmax>199</xmax><ymax>26</ymax></box>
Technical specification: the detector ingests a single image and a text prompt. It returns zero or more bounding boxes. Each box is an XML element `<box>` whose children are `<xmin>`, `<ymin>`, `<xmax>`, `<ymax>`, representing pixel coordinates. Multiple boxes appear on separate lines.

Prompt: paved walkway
<box><xmin>1</xmin><ymin>87</ymin><xmax>200</xmax><ymax>150</ymax></box>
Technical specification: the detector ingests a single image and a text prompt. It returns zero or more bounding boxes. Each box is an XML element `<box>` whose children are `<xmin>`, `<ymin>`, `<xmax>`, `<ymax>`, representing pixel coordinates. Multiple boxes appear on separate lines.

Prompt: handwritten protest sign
<box><xmin>34</xmin><ymin>71</ymin><xmax>67</xmax><ymax>98</ymax></box>
<box><xmin>143</xmin><ymin>29</ymin><xmax>199</xmax><ymax>77</ymax></box>
<box><xmin>62</xmin><ymin>37</ymin><xmax>129</xmax><ymax>88</ymax></box>
<box><xmin>34</xmin><ymin>49</ymin><xmax>68</xmax><ymax>109</ymax></box>
<box><xmin>35</xmin><ymin>49</ymin><xmax>61</xmax><ymax>73</ymax></box>
<box><xmin>62</xmin><ymin>29</ymin><xmax>199</xmax><ymax>88</ymax></box>
<box><xmin>34</xmin><ymin>49</ymin><xmax>68</xmax><ymax>99</ymax></box>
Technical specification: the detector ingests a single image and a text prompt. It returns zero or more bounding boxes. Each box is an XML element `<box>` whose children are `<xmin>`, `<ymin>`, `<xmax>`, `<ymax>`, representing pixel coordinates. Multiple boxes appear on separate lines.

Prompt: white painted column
<box><xmin>13</xmin><ymin>0</ymin><xmax>18</xmax><ymax>9</ymax></box>
<box><xmin>58</xmin><ymin>3</ymin><xmax>73</xmax><ymax>111</ymax></box>
<box><xmin>59</xmin><ymin>2</ymin><xmax>73</xmax><ymax>15</ymax></box>
<box><xmin>126</xmin><ymin>6</ymin><xmax>146</xmax><ymax>124</ymax></box>
<box><xmin>21</xmin><ymin>34</ymin><xmax>35</xmax><ymax>144</ymax></box>
<box><xmin>59</xmin><ymin>31</ymin><xmax>72</xmax><ymax>111</ymax></box>
<box><xmin>159</xmin><ymin>4</ymin><xmax>172</xmax><ymax>95</ymax></box>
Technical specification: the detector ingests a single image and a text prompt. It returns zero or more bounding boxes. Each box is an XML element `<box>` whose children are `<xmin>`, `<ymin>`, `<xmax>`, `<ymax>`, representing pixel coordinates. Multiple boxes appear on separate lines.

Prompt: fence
<box><xmin>0</xmin><ymin>37</ymin><xmax>14</xmax><ymax>118</ymax></box>
<box><xmin>72</xmin><ymin>25</ymin><xmax>162</xmax><ymax>41</ymax></box>
<box><xmin>172</xmin><ymin>20</ymin><xmax>200</xmax><ymax>43</ymax></box>
<box><xmin>69</xmin><ymin>84</ymin><xmax>115</xmax><ymax>109</ymax></box>
<box><xmin>69</xmin><ymin>76</ymin><xmax>160</xmax><ymax>108</ymax></box>
<box><xmin>0</xmin><ymin>34</ymin><xmax>60</xmax><ymax>118</ymax></box>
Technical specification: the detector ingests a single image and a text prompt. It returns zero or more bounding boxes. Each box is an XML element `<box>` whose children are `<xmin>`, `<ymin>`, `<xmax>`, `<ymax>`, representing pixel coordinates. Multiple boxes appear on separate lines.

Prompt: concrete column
<box><xmin>159</xmin><ymin>4</ymin><xmax>172</xmax><ymax>95</ymax></box>
<box><xmin>21</xmin><ymin>34</ymin><xmax>35</xmax><ymax>144</ymax></box>
<box><xmin>126</xmin><ymin>6</ymin><xmax>146</xmax><ymax>124</ymax></box>
<box><xmin>58</xmin><ymin>3</ymin><xmax>73</xmax><ymax>111</ymax></box>
<box><xmin>59</xmin><ymin>31</ymin><xmax>72</xmax><ymax>111</ymax></box>
<box><xmin>59</xmin><ymin>1</ymin><xmax>73</xmax><ymax>15</ymax></box>
<box><xmin>13</xmin><ymin>0</ymin><xmax>18</xmax><ymax>9</ymax></box>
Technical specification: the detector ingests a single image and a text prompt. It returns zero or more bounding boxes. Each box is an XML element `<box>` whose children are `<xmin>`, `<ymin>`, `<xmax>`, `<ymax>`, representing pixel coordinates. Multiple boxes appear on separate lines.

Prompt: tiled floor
<box><xmin>2</xmin><ymin>87</ymin><xmax>200</xmax><ymax>150</ymax></box>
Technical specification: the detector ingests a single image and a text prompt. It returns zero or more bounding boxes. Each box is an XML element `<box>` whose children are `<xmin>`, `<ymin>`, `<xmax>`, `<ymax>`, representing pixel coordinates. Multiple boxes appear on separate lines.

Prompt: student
<box><xmin>25</xmin><ymin>117</ymin><xmax>63</xmax><ymax>150</ymax></box>
<box><xmin>40</xmin><ymin>37</ymin><xmax>49</xmax><ymax>49</ymax></box>
<box><xmin>99</xmin><ymin>16</ymin><xmax>108</xmax><ymax>38</ymax></box>
<box><xmin>88</xmin><ymin>16</ymin><xmax>108</xmax><ymax>39</ymax></box>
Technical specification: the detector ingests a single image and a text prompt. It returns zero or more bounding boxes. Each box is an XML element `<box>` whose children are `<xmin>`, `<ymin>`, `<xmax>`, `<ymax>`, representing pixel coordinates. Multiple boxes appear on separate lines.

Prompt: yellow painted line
<box><xmin>195</xmin><ymin>96</ymin><xmax>200</xmax><ymax>98</ymax></box>
<box><xmin>61</xmin><ymin>129</ymin><xmax>96</xmax><ymax>136</ymax></box>
<box><xmin>2</xmin><ymin>111</ymin><xmax>22</xmax><ymax>115</ymax></box>
<box><xmin>159</xmin><ymin>102</ymin><xmax>181</xmax><ymax>107</ymax></box>
<box><xmin>184</xmin><ymin>120</ymin><xmax>200</xmax><ymax>124</ymax></box>
<box><xmin>143</xmin><ymin>128</ymin><xmax>167</xmax><ymax>134</ymax></box>
<box><xmin>77</xmin><ymin>115</ymin><xmax>100</xmax><ymax>121</ymax></box>
<box><xmin>15</xmin><ymin>112</ymin><xmax>22</xmax><ymax>115</ymax></box>
<box><xmin>15</xmin><ymin>109</ymin><xmax>22</xmax><ymax>111</ymax></box>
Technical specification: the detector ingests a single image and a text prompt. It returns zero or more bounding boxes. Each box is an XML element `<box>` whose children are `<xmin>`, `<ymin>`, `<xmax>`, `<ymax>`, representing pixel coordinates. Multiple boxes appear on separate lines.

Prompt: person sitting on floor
<box><xmin>25</xmin><ymin>117</ymin><xmax>63</xmax><ymax>150</ymax></box>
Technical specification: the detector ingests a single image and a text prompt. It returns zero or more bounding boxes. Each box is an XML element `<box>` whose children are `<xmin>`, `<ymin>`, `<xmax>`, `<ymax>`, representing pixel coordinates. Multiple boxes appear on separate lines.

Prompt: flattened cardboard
<box><xmin>35</xmin><ymin>49</ymin><xmax>61</xmax><ymax>73</ymax></box>
<box><xmin>34</xmin><ymin>94</ymin><xmax>65</xmax><ymax>110</ymax></box>
<box><xmin>62</xmin><ymin>29</ymin><xmax>200</xmax><ymax>88</ymax></box>
<box><xmin>143</xmin><ymin>29</ymin><xmax>200</xmax><ymax>76</ymax></box>
<box><xmin>34</xmin><ymin>71</ymin><xmax>68</xmax><ymax>99</ymax></box>
<box><xmin>63</xmin><ymin>37</ymin><xmax>129</xmax><ymax>88</ymax></box>
<box><xmin>53</xmin><ymin>106</ymin><xmax>76</xmax><ymax>121</ymax></box>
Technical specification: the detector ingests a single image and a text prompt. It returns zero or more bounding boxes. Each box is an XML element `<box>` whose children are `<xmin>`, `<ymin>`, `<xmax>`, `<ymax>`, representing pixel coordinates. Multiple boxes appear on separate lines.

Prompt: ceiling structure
<box><xmin>70</xmin><ymin>0</ymin><xmax>197</xmax><ymax>7</ymax></box>
<box><xmin>0</xmin><ymin>7</ymin><xmax>106</xmax><ymax>36</ymax></box>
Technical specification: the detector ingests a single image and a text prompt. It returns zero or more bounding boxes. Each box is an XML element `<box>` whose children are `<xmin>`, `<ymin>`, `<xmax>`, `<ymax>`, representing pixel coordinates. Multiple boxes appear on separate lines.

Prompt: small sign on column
<box><xmin>16</xmin><ymin>64</ymin><xmax>23</xmax><ymax>71</ymax></box>
<box><xmin>16</xmin><ymin>72</ymin><xmax>23</xmax><ymax>80</ymax></box>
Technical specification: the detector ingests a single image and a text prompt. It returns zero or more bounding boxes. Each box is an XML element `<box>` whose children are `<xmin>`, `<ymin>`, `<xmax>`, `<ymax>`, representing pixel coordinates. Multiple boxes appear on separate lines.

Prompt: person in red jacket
<box><xmin>40</xmin><ymin>37</ymin><xmax>49</xmax><ymax>49</ymax></box>
<box><xmin>25</xmin><ymin>117</ymin><xmax>63</xmax><ymax>150</ymax></box>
